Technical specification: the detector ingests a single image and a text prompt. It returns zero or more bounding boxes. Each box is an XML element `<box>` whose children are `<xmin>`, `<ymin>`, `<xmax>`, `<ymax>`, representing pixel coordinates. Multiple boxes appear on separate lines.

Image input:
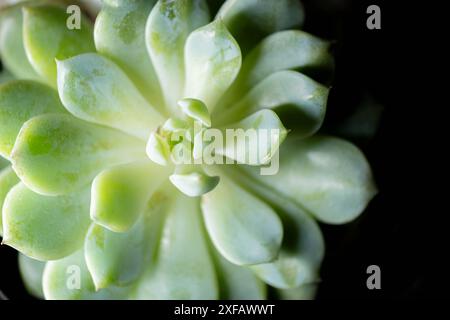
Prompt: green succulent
<box><xmin>0</xmin><ymin>0</ymin><xmax>376</xmax><ymax>300</ymax></box>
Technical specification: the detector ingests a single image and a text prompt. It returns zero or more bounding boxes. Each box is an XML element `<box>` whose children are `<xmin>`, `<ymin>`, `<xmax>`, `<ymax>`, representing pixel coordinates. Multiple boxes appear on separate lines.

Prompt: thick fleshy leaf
<box><xmin>22</xmin><ymin>5</ymin><xmax>95</xmax><ymax>86</ymax></box>
<box><xmin>90</xmin><ymin>161</ymin><xmax>170</xmax><ymax>232</ymax></box>
<box><xmin>0</xmin><ymin>80</ymin><xmax>66</xmax><ymax>158</ymax></box>
<box><xmin>184</xmin><ymin>20</ymin><xmax>241</xmax><ymax>110</ymax></box>
<box><xmin>0</xmin><ymin>165</ymin><xmax>19</xmax><ymax>236</ymax></box>
<box><xmin>210</xmin><ymin>244</ymin><xmax>267</xmax><ymax>299</ymax></box>
<box><xmin>2</xmin><ymin>183</ymin><xmax>90</xmax><ymax>260</ymax></box>
<box><xmin>238</xmin><ymin>136</ymin><xmax>377</xmax><ymax>224</ymax></box>
<box><xmin>216</xmin><ymin>30</ymin><xmax>334</xmax><ymax>111</ymax></box>
<box><xmin>94</xmin><ymin>0</ymin><xmax>164</xmax><ymax>110</ymax></box>
<box><xmin>178</xmin><ymin>98</ymin><xmax>211</xmax><ymax>127</ymax></box>
<box><xmin>57</xmin><ymin>53</ymin><xmax>164</xmax><ymax>140</ymax></box>
<box><xmin>216</xmin><ymin>0</ymin><xmax>304</xmax><ymax>54</ymax></box>
<box><xmin>146</xmin><ymin>0</ymin><xmax>209</xmax><ymax>113</ymax></box>
<box><xmin>218</xmin><ymin>71</ymin><xmax>329</xmax><ymax>138</ymax></box>
<box><xmin>213</xmin><ymin>109</ymin><xmax>287</xmax><ymax>165</ymax></box>
<box><xmin>221</xmin><ymin>165</ymin><xmax>325</xmax><ymax>289</ymax></box>
<box><xmin>85</xmin><ymin>193</ymin><xmax>168</xmax><ymax>290</ymax></box>
<box><xmin>18</xmin><ymin>253</ymin><xmax>46</xmax><ymax>299</ymax></box>
<box><xmin>43</xmin><ymin>249</ymin><xmax>129</xmax><ymax>300</ymax></box>
<box><xmin>201</xmin><ymin>174</ymin><xmax>283</xmax><ymax>265</ymax></box>
<box><xmin>0</xmin><ymin>7</ymin><xmax>39</xmax><ymax>80</ymax></box>
<box><xmin>11</xmin><ymin>114</ymin><xmax>146</xmax><ymax>195</ymax></box>
<box><xmin>170</xmin><ymin>168</ymin><xmax>219</xmax><ymax>197</ymax></box>
<box><xmin>250</xmin><ymin>206</ymin><xmax>324</xmax><ymax>289</ymax></box>
<box><xmin>134</xmin><ymin>191</ymin><xmax>218</xmax><ymax>299</ymax></box>
<box><xmin>146</xmin><ymin>131</ymin><xmax>171</xmax><ymax>166</ymax></box>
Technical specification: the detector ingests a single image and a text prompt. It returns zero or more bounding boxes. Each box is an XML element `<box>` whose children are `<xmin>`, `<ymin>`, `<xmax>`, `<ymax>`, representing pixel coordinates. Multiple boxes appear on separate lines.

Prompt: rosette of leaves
<box><xmin>0</xmin><ymin>0</ymin><xmax>376</xmax><ymax>300</ymax></box>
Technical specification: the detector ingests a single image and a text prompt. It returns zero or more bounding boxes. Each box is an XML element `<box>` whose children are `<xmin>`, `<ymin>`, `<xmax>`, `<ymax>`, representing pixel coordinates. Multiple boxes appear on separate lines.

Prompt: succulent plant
<box><xmin>0</xmin><ymin>0</ymin><xmax>377</xmax><ymax>300</ymax></box>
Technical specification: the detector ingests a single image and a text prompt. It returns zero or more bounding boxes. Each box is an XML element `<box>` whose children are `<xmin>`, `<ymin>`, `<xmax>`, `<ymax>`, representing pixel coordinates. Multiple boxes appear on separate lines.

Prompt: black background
<box><xmin>0</xmin><ymin>0</ymin><xmax>444</xmax><ymax>300</ymax></box>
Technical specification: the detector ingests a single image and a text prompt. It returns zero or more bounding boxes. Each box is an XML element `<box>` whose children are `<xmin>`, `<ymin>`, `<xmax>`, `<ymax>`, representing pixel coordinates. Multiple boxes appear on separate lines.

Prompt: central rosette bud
<box><xmin>146</xmin><ymin>98</ymin><xmax>220</xmax><ymax>197</ymax></box>
<box><xmin>145</xmin><ymin>97</ymin><xmax>288</xmax><ymax>198</ymax></box>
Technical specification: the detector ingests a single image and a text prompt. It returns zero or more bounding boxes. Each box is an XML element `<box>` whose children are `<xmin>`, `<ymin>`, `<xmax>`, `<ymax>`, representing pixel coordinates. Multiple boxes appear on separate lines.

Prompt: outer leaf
<box><xmin>250</xmin><ymin>205</ymin><xmax>324</xmax><ymax>289</ymax></box>
<box><xmin>90</xmin><ymin>161</ymin><xmax>170</xmax><ymax>232</ymax></box>
<box><xmin>43</xmin><ymin>249</ymin><xmax>129</xmax><ymax>300</ymax></box>
<box><xmin>0</xmin><ymin>165</ymin><xmax>19</xmax><ymax>236</ymax></box>
<box><xmin>0</xmin><ymin>6</ymin><xmax>39</xmax><ymax>80</ymax></box>
<box><xmin>218</xmin><ymin>71</ymin><xmax>329</xmax><ymax>138</ymax></box>
<box><xmin>146</xmin><ymin>0</ymin><xmax>210</xmax><ymax>113</ymax></box>
<box><xmin>2</xmin><ymin>183</ymin><xmax>90</xmax><ymax>260</ymax></box>
<box><xmin>216</xmin><ymin>30</ymin><xmax>334</xmax><ymax>111</ymax></box>
<box><xmin>201</xmin><ymin>175</ymin><xmax>283</xmax><ymax>265</ymax></box>
<box><xmin>57</xmin><ymin>53</ymin><xmax>164</xmax><ymax>140</ymax></box>
<box><xmin>18</xmin><ymin>253</ymin><xmax>46</xmax><ymax>299</ymax></box>
<box><xmin>11</xmin><ymin>114</ymin><xmax>145</xmax><ymax>196</ymax></box>
<box><xmin>94</xmin><ymin>0</ymin><xmax>164</xmax><ymax>110</ymax></box>
<box><xmin>0</xmin><ymin>80</ymin><xmax>66</xmax><ymax>158</ymax></box>
<box><xmin>216</xmin><ymin>0</ymin><xmax>304</xmax><ymax>54</ymax></box>
<box><xmin>184</xmin><ymin>20</ymin><xmax>241</xmax><ymax>110</ymax></box>
<box><xmin>85</xmin><ymin>192</ymin><xmax>168</xmax><ymax>290</ymax></box>
<box><xmin>221</xmin><ymin>164</ymin><xmax>324</xmax><ymax>289</ymax></box>
<box><xmin>210</xmin><ymin>244</ymin><xmax>267</xmax><ymax>299</ymax></box>
<box><xmin>238</xmin><ymin>136</ymin><xmax>377</xmax><ymax>224</ymax></box>
<box><xmin>22</xmin><ymin>5</ymin><xmax>95</xmax><ymax>86</ymax></box>
<box><xmin>134</xmin><ymin>191</ymin><xmax>218</xmax><ymax>299</ymax></box>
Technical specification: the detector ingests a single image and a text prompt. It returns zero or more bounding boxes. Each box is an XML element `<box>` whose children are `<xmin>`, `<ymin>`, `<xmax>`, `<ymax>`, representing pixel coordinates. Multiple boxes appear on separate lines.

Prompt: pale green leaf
<box><xmin>22</xmin><ymin>5</ymin><xmax>95</xmax><ymax>86</ymax></box>
<box><xmin>90</xmin><ymin>161</ymin><xmax>170</xmax><ymax>232</ymax></box>
<box><xmin>11</xmin><ymin>114</ymin><xmax>146</xmax><ymax>196</ymax></box>
<box><xmin>201</xmin><ymin>174</ymin><xmax>283</xmax><ymax>265</ymax></box>
<box><xmin>133</xmin><ymin>190</ymin><xmax>218</xmax><ymax>299</ymax></box>
<box><xmin>85</xmin><ymin>193</ymin><xmax>168</xmax><ymax>290</ymax></box>
<box><xmin>250</xmin><ymin>205</ymin><xmax>324</xmax><ymax>289</ymax></box>
<box><xmin>178</xmin><ymin>98</ymin><xmax>211</xmax><ymax>127</ymax></box>
<box><xmin>18</xmin><ymin>253</ymin><xmax>46</xmax><ymax>299</ymax></box>
<box><xmin>57</xmin><ymin>53</ymin><xmax>164</xmax><ymax>140</ymax></box>
<box><xmin>146</xmin><ymin>131</ymin><xmax>171</xmax><ymax>166</ymax></box>
<box><xmin>43</xmin><ymin>249</ymin><xmax>130</xmax><ymax>300</ymax></box>
<box><xmin>146</xmin><ymin>0</ymin><xmax>210</xmax><ymax>113</ymax></box>
<box><xmin>94</xmin><ymin>0</ymin><xmax>165</xmax><ymax>110</ymax></box>
<box><xmin>238</xmin><ymin>136</ymin><xmax>377</xmax><ymax>224</ymax></box>
<box><xmin>0</xmin><ymin>80</ymin><xmax>66</xmax><ymax>158</ymax></box>
<box><xmin>0</xmin><ymin>6</ymin><xmax>39</xmax><ymax>80</ymax></box>
<box><xmin>2</xmin><ymin>183</ymin><xmax>90</xmax><ymax>260</ymax></box>
<box><xmin>220</xmin><ymin>165</ymin><xmax>325</xmax><ymax>289</ymax></box>
<box><xmin>210</xmin><ymin>244</ymin><xmax>267</xmax><ymax>299</ymax></box>
<box><xmin>216</xmin><ymin>0</ymin><xmax>304</xmax><ymax>54</ymax></box>
<box><xmin>218</xmin><ymin>71</ymin><xmax>328</xmax><ymax>138</ymax></box>
<box><xmin>214</xmin><ymin>109</ymin><xmax>287</xmax><ymax>165</ymax></box>
<box><xmin>170</xmin><ymin>167</ymin><xmax>219</xmax><ymax>197</ymax></box>
<box><xmin>216</xmin><ymin>30</ymin><xmax>334</xmax><ymax>112</ymax></box>
<box><xmin>0</xmin><ymin>165</ymin><xmax>19</xmax><ymax>236</ymax></box>
<box><xmin>184</xmin><ymin>20</ymin><xmax>241</xmax><ymax>110</ymax></box>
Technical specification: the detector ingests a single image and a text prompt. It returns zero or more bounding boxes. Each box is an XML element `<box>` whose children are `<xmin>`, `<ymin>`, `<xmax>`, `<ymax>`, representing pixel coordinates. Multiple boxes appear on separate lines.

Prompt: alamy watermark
<box><xmin>366</xmin><ymin>265</ymin><xmax>381</xmax><ymax>290</ymax></box>
<box><xmin>149</xmin><ymin>119</ymin><xmax>283</xmax><ymax>175</ymax></box>
<box><xmin>367</xmin><ymin>5</ymin><xmax>381</xmax><ymax>30</ymax></box>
